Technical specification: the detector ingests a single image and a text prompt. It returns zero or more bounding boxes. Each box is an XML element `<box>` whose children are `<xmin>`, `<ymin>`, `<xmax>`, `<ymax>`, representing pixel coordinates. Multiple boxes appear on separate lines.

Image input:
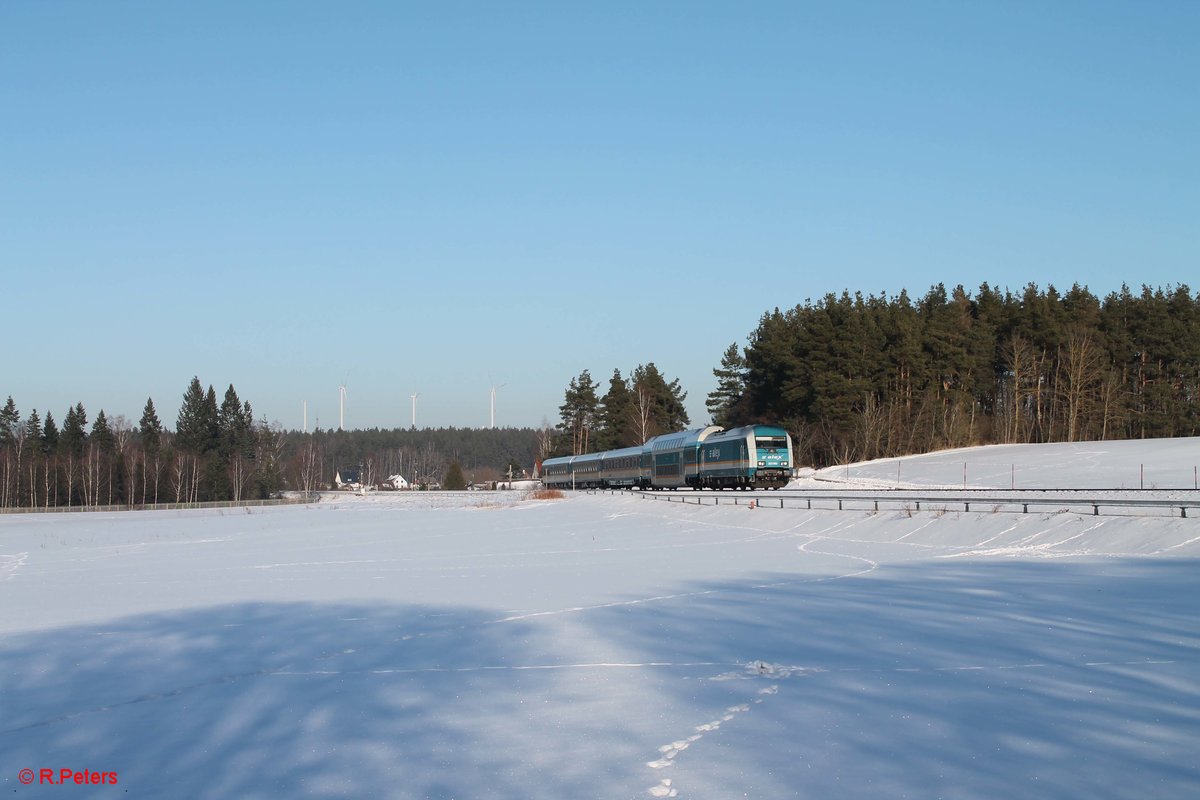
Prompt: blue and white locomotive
<box><xmin>541</xmin><ymin>424</ymin><xmax>794</xmax><ymax>491</ymax></box>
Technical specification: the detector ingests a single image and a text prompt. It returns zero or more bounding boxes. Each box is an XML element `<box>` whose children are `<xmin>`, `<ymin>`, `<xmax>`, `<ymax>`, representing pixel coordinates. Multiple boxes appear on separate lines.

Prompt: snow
<box><xmin>806</xmin><ymin>436</ymin><xmax>1200</xmax><ymax>492</ymax></box>
<box><xmin>2</xmin><ymin>441</ymin><xmax>1199</xmax><ymax>798</ymax></box>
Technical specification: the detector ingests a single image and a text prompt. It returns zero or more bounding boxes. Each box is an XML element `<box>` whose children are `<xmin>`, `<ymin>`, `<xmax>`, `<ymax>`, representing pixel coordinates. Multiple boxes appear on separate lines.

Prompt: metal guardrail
<box><xmin>587</xmin><ymin>489</ymin><xmax>1199</xmax><ymax>519</ymax></box>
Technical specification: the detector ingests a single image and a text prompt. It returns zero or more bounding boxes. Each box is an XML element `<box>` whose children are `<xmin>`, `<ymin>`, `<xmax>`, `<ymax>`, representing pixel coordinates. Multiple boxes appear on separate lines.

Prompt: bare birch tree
<box><xmin>1059</xmin><ymin>328</ymin><xmax>1104</xmax><ymax>442</ymax></box>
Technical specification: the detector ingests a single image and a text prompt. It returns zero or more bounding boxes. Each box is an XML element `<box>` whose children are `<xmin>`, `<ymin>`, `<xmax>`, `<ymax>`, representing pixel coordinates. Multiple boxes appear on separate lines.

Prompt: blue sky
<box><xmin>2</xmin><ymin>1</ymin><xmax>1196</xmax><ymax>431</ymax></box>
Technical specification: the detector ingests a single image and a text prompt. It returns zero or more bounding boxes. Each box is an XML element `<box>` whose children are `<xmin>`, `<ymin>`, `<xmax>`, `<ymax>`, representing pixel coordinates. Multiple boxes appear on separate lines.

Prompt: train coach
<box><xmin>541</xmin><ymin>424</ymin><xmax>794</xmax><ymax>491</ymax></box>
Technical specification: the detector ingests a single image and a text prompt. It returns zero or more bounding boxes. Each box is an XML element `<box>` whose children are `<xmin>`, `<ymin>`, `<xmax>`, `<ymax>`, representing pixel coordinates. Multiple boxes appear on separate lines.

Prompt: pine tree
<box><xmin>743</xmin><ymin>307</ymin><xmax>809</xmax><ymax>426</ymax></box>
<box><xmin>24</xmin><ymin>409</ymin><xmax>42</xmax><ymax>451</ymax></box>
<box><xmin>61</xmin><ymin>403</ymin><xmax>88</xmax><ymax>457</ymax></box>
<box><xmin>42</xmin><ymin>412</ymin><xmax>59</xmax><ymax>452</ymax></box>
<box><xmin>177</xmin><ymin>378</ymin><xmax>219</xmax><ymax>502</ymax></box>
<box><xmin>23</xmin><ymin>409</ymin><xmax>42</xmax><ymax>507</ymax></box>
<box><xmin>59</xmin><ymin>403</ymin><xmax>87</xmax><ymax>506</ymax></box>
<box><xmin>218</xmin><ymin>385</ymin><xmax>257</xmax><ymax>500</ymax></box>
<box><xmin>41</xmin><ymin>411</ymin><xmax>59</xmax><ymax>508</ymax></box>
<box><xmin>0</xmin><ymin>397</ymin><xmax>16</xmax><ymax>507</ymax></box>
<box><xmin>630</xmin><ymin>363</ymin><xmax>689</xmax><ymax>443</ymax></box>
<box><xmin>139</xmin><ymin>398</ymin><xmax>162</xmax><ymax>456</ymax></box>
<box><xmin>139</xmin><ymin>398</ymin><xmax>163</xmax><ymax>505</ymax></box>
<box><xmin>176</xmin><ymin>378</ymin><xmax>210</xmax><ymax>454</ymax></box>
<box><xmin>443</xmin><ymin>460</ymin><xmax>467</xmax><ymax>490</ymax></box>
<box><xmin>89</xmin><ymin>410</ymin><xmax>115</xmax><ymax>505</ymax></box>
<box><xmin>706</xmin><ymin>343</ymin><xmax>747</xmax><ymax>428</ymax></box>
<box><xmin>203</xmin><ymin>386</ymin><xmax>220</xmax><ymax>449</ymax></box>
<box><xmin>557</xmin><ymin>370</ymin><xmax>600</xmax><ymax>455</ymax></box>
<box><xmin>91</xmin><ymin>411</ymin><xmax>114</xmax><ymax>454</ymax></box>
<box><xmin>595</xmin><ymin>369</ymin><xmax>634</xmax><ymax>450</ymax></box>
<box><xmin>0</xmin><ymin>396</ymin><xmax>18</xmax><ymax>448</ymax></box>
<box><xmin>218</xmin><ymin>385</ymin><xmax>244</xmax><ymax>456</ymax></box>
<box><xmin>0</xmin><ymin>396</ymin><xmax>18</xmax><ymax>507</ymax></box>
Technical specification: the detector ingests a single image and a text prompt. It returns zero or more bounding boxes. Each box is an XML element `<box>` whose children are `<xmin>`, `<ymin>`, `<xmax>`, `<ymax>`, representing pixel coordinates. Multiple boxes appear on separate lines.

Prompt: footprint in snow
<box><xmin>646</xmin><ymin>677</ymin><xmax>783</xmax><ymax>795</ymax></box>
<box><xmin>649</xmin><ymin>778</ymin><xmax>678</xmax><ymax>797</ymax></box>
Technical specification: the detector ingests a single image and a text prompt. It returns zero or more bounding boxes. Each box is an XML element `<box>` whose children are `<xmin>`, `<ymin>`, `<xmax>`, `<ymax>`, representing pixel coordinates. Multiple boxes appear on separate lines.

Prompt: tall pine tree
<box><xmin>595</xmin><ymin>369</ymin><xmax>635</xmax><ymax>450</ymax></box>
<box><xmin>706</xmin><ymin>343</ymin><xmax>747</xmax><ymax>428</ymax></box>
<box><xmin>557</xmin><ymin>370</ymin><xmax>600</xmax><ymax>455</ymax></box>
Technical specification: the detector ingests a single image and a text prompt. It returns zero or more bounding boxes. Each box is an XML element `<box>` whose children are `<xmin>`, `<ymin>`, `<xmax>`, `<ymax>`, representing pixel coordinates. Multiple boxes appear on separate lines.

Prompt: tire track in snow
<box><xmin>941</xmin><ymin>518</ymin><xmax>1112</xmax><ymax>559</ymax></box>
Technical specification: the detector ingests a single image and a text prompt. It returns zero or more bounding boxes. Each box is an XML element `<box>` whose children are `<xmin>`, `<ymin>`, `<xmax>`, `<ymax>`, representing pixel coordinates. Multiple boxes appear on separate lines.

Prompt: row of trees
<box><xmin>1</xmin><ymin>374</ymin><xmax>549</xmax><ymax>508</ymax></box>
<box><xmin>555</xmin><ymin>363</ymin><xmax>690</xmax><ymax>455</ymax></box>
<box><xmin>0</xmin><ymin>378</ymin><xmax>284</xmax><ymax>509</ymax></box>
<box><xmin>708</xmin><ymin>283</ymin><xmax>1199</xmax><ymax>465</ymax></box>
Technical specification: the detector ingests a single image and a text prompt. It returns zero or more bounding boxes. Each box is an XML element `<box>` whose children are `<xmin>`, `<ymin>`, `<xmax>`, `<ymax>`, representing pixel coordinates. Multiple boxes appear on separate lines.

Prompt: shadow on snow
<box><xmin>2</xmin><ymin>559</ymin><xmax>1198</xmax><ymax>799</ymax></box>
<box><xmin>589</xmin><ymin>557</ymin><xmax>1200</xmax><ymax>799</ymax></box>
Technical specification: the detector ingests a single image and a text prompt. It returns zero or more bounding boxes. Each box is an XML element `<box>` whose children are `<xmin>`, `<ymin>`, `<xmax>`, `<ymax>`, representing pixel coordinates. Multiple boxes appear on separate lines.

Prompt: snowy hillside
<box><xmin>809</xmin><ymin>436</ymin><xmax>1200</xmax><ymax>491</ymax></box>
<box><xmin>2</xmin><ymin>441</ymin><xmax>1198</xmax><ymax>798</ymax></box>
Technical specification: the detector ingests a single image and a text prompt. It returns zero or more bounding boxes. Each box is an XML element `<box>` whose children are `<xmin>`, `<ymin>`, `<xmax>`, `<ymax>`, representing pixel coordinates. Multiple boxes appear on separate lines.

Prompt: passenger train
<box><xmin>541</xmin><ymin>424</ymin><xmax>794</xmax><ymax>491</ymax></box>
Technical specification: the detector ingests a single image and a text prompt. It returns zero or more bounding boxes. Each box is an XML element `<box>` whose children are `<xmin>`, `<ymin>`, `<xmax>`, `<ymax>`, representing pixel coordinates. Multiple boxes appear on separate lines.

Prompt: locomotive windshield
<box><xmin>755</xmin><ymin>436</ymin><xmax>788</xmax><ymax>452</ymax></box>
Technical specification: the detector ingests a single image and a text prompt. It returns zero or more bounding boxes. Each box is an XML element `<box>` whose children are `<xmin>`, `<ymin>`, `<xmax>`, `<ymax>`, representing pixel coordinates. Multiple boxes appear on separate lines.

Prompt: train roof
<box><xmin>710</xmin><ymin>424</ymin><xmax>789</xmax><ymax>437</ymax></box>
<box><xmin>645</xmin><ymin>425</ymin><xmax>722</xmax><ymax>451</ymax></box>
<box><xmin>601</xmin><ymin>445</ymin><xmax>645</xmax><ymax>459</ymax></box>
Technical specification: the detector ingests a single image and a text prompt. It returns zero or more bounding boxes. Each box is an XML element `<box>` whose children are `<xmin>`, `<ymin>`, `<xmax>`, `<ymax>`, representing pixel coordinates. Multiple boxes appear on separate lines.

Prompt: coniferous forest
<box><xmin>710</xmin><ymin>283</ymin><xmax>1199</xmax><ymax>466</ymax></box>
<box><xmin>3</xmin><ymin>283</ymin><xmax>1197</xmax><ymax>508</ymax></box>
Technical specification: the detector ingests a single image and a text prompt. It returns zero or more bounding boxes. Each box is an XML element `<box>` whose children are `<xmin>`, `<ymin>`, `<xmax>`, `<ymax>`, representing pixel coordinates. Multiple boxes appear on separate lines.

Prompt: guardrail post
<box><xmin>1093</xmin><ymin>504</ymin><xmax>1100</xmax><ymax>516</ymax></box>
<box><xmin>838</xmin><ymin>499</ymin><xmax>843</xmax><ymax>511</ymax></box>
<box><xmin>807</xmin><ymin>498</ymin><xmax>811</xmax><ymax>509</ymax></box>
<box><xmin>1023</xmin><ymin>503</ymin><xmax>1028</xmax><ymax>513</ymax></box>
<box><xmin>1182</xmin><ymin>506</ymin><xmax>1188</xmax><ymax>519</ymax></box>
<box><xmin>964</xmin><ymin>502</ymin><xmax>970</xmax><ymax>512</ymax></box>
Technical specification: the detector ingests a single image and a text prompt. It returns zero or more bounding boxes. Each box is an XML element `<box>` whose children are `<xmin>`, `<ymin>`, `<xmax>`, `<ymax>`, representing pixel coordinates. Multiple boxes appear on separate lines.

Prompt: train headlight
<box><xmin>758</xmin><ymin>461</ymin><xmax>765</xmax><ymax>466</ymax></box>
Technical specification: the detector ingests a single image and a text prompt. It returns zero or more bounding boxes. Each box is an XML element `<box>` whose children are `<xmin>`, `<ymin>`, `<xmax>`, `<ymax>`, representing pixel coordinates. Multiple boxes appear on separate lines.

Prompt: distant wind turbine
<box><xmin>410</xmin><ymin>392</ymin><xmax>420</xmax><ymax>429</ymax></box>
<box><xmin>490</xmin><ymin>382</ymin><xmax>506</xmax><ymax>429</ymax></box>
<box><xmin>339</xmin><ymin>384</ymin><xmax>347</xmax><ymax>431</ymax></box>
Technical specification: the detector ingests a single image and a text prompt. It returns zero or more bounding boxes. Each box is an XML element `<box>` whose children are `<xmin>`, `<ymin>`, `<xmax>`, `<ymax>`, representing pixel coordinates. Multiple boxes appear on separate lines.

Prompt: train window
<box><xmin>755</xmin><ymin>437</ymin><xmax>788</xmax><ymax>452</ymax></box>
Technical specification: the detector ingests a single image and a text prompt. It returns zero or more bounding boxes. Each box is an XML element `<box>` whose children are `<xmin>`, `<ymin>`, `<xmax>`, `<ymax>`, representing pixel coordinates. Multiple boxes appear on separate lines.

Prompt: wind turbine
<box><xmin>410</xmin><ymin>392</ymin><xmax>420</xmax><ymax>429</ymax></box>
<box><xmin>489</xmin><ymin>382</ymin><xmax>506</xmax><ymax>429</ymax></box>
<box><xmin>338</xmin><ymin>384</ymin><xmax>347</xmax><ymax>431</ymax></box>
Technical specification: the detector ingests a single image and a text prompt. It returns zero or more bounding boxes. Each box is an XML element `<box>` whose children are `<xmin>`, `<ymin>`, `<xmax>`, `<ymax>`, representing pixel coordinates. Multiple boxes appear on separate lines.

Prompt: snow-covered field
<box><xmin>812</xmin><ymin>436</ymin><xmax>1200</xmax><ymax>492</ymax></box>
<box><xmin>3</xmin><ymin>441</ymin><xmax>1199</xmax><ymax>798</ymax></box>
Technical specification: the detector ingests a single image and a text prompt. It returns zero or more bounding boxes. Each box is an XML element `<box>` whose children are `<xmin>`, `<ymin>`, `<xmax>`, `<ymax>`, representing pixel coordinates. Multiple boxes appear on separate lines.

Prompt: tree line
<box><xmin>0</xmin><ymin>378</ymin><xmax>286</xmax><ymax>510</ymax></box>
<box><xmin>0</xmin><ymin>376</ymin><xmax>546</xmax><ymax>509</ymax></box>
<box><xmin>554</xmin><ymin>363</ymin><xmax>690</xmax><ymax>456</ymax></box>
<box><xmin>708</xmin><ymin>283</ymin><xmax>1199</xmax><ymax>466</ymax></box>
